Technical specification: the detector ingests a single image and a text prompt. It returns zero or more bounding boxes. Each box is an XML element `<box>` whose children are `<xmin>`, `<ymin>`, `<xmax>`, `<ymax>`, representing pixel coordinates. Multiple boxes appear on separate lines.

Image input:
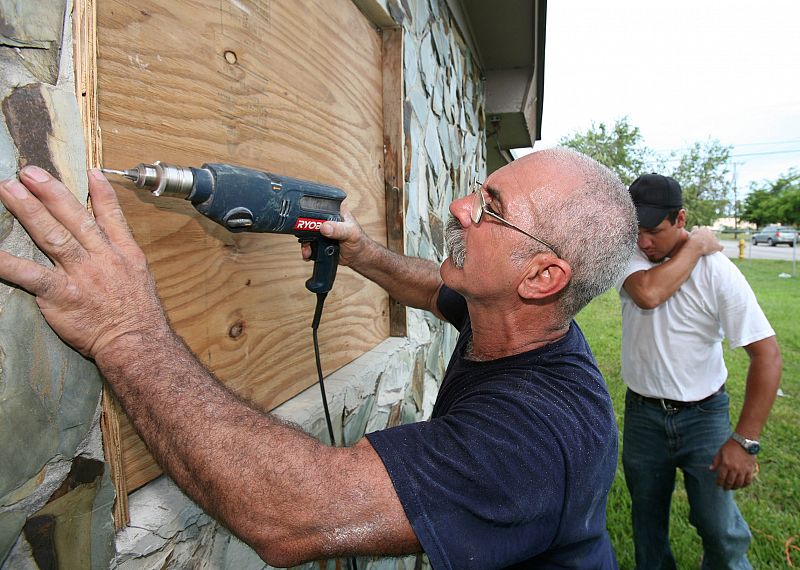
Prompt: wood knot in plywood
<box><xmin>228</xmin><ymin>321</ymin><xmax>245</xmax><ymax>339</ymax></box>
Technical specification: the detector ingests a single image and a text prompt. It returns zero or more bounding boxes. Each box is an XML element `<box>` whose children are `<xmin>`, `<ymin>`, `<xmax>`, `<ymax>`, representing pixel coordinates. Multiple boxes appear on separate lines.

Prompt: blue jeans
<box><xmin>622</xmin><ymin>389</ymin><xmax>752</xmax><ymax>570</ymax></box>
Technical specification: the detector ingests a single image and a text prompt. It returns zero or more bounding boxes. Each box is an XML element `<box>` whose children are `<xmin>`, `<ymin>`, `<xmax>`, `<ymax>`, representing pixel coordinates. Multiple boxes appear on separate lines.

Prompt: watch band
<box><xmin>731</xmin><ymin>432</ymin><xmax>761</xmax><ymax>455</ymax></box>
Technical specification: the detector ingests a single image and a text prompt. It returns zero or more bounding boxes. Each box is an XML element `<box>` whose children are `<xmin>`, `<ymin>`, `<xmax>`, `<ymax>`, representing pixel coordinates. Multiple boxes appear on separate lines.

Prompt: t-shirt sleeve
<box><xmin>714</xmin><ymin>255</ymin><xmax>775</xmax><ymax>348</ymax></box>
<box><xmin>615</xmin><ymin>248</ymin><xmax>653</xmax><ymax>293</ymax></box>
<box><xmin>366</xmin><ymin>393</ymin><xmax>565</xmax><ymax>570</ymax></box>
<box><xmin>436</xmin><ymin>285</ymin><xmax>469</xmax><ymax>329</ymax></box>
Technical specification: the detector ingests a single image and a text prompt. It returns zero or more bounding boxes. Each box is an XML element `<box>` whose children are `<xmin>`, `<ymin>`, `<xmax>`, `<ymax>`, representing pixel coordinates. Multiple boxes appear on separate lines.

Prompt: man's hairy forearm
<box><xmin>97</xmin><ymin>330</ymin><xmax>321</xmax><ymax>539</ymax></box>
<box><xmin>95</xmin><ymin>329</ymin><xmax>416</xmax><ymax>564</ymax></box>
<box><xmin>347</xmin><ymin>236</ymin><xmax>443</xmax><ymax>315</ymax></box>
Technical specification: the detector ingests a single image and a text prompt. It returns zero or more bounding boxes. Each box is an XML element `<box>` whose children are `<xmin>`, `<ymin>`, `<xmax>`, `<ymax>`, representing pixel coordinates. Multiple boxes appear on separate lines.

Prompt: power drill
<box><xmin>101</xmin><ymin>161</ymin><xmax>346</xmax><ymax>294</ymax></box>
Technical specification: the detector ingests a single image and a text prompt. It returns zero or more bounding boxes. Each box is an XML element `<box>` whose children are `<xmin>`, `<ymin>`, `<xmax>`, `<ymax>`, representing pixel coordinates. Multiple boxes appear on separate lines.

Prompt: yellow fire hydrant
<box><xmin>739</xmin><ymin>239</ymin><xmax>746</xmax><ymax>259</ymax></box>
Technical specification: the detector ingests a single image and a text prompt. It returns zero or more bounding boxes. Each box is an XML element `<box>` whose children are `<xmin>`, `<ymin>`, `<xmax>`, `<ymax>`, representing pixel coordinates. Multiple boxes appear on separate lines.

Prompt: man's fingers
<box><xmin>18</xmin><ymin>166</ymin><xmax>109</xmax><ymax>254</ymax></box>
<box><xmin>0</xmin><ymin>177</ymin><xmax>89</xmax><ymax>266</ymax></box>
<box><xmin>0</xmin><ymin>250</ymin><xmax>62</xmax><ymax>299</ymax></box>
<box><xmin>87</xmin><ymin>169</ymin><xmax>137</xmax><ymax>245</ymax></box>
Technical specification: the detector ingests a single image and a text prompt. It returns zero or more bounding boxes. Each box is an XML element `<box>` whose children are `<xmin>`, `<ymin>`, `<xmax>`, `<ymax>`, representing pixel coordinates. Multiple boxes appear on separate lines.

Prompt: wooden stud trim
<box><xmin>382</xmin><ymin>27</ymin><xmax>407</xmax><ymax>337</ymax></box>
<box><xmin>100</xmin><ymin>391</ymin><xmax>130</xmax><ymax>528</ymax></box>
<box><xmin>73</xmin><ymin>0</ymin><xmax>130</xmax><ymax>529</ymax></box>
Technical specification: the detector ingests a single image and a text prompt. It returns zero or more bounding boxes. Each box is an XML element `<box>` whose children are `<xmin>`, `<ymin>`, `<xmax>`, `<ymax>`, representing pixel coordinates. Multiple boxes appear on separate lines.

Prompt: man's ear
<box><xmin>675</xmin><ymin>209</ymin><xmax>687</xmax><ymax>229</ymax></box>
<box><xmin>517</xmin><ymin>256</ymin><xmax>572</xmax><ymax>300</ymax></box>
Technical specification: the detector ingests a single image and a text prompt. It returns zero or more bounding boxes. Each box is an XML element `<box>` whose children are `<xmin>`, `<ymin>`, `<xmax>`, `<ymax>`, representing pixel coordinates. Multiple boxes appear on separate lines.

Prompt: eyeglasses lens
<box><xmin>470</xmin><ymin>188</ymin><xmax>483</xmax><ymax>224</ymax></box>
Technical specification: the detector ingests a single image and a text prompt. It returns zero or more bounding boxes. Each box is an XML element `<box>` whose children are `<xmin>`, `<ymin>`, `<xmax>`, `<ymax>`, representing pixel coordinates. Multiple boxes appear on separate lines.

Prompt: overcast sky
<box><xmin>520</xmin><ymin>0</ymin><xmax>800</xmax><ymax>194</ymax></box>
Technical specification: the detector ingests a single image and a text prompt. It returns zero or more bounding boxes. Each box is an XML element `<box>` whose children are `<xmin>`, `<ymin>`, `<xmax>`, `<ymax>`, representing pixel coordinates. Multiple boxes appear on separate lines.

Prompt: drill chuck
<box><xmin>103</xmin><ymin>162</ymin><xmax>195</xmax><ymax>198</ymax></box>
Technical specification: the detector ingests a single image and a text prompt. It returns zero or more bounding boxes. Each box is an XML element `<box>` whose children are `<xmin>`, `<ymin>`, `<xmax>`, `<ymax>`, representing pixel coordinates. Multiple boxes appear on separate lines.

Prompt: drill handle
<box><xmin>304</xmin><ymin>236</ymin><xmax>340</xmax><ymax>294</ymax></box>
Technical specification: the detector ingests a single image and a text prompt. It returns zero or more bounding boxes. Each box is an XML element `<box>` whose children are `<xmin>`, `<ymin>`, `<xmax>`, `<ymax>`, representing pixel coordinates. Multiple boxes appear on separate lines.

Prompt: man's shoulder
<box><xmin>616</xmin><ymin>248</ymin><xmax>654</xmax><ymax>292</ymax></box>
<box><xmin>696</xmin><ymin>252</ymin><xmax>749</xmax><ymax>287</ymax></box>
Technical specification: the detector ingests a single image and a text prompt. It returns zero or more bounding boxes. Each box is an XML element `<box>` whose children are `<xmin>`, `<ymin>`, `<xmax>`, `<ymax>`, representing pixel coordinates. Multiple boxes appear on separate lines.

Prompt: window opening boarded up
<box><xmin>96</xmin><ymin>0</ymin><xmax>390</xmax><ymax>491</ymax></box>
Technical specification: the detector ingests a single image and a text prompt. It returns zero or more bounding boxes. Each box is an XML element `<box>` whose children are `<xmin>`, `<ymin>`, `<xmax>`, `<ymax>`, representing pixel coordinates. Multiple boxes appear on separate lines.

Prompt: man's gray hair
<box><xmin>513</xmin><ymin>147</ymin><xmax>637</xmax><ymax>325</ymax></box>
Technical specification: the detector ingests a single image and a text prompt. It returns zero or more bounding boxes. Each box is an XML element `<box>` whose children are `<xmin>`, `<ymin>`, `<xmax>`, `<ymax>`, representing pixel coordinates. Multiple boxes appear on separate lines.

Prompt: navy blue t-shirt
<box><xmin>366</xmin><ymin>286</ymin><xmax>618</xmax><ymax>569</ymax></box>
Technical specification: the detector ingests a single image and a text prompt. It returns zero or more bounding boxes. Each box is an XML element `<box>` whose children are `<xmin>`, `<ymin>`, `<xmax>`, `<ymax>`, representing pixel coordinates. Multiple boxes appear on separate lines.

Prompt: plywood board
<box><xmin>95</xmin><ymin>0</ymin><xmax>390</xmax><ymax>491</ymax></box>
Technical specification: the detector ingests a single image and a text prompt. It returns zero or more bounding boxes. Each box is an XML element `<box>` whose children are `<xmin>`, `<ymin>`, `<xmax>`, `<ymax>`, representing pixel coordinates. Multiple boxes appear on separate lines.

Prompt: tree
<box><xmin>559</xmin><ymin>117</ymin><xmax>659</xmax><ymax>186</ymax></box>
<box><xmin>667</xmin><ymin>140</ymin><xmax>732</xmax><ymax>227</ymax></box>
<box><xmin>560</xmin><ymin>118</ymin><xmax>732</xmax><ymax>227</ymax></box>
<box><xmin>742</xmin><ymin>169</ymin><xmax>800</xmax><ymax>227</ymax></box>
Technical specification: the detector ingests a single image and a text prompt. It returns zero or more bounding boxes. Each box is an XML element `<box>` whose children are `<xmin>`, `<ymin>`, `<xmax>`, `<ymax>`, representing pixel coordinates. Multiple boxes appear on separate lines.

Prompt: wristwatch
<box><xmin>731</xmin><ymin>432</ymin><xmax>761</xmax><ymax>455</ymax></box>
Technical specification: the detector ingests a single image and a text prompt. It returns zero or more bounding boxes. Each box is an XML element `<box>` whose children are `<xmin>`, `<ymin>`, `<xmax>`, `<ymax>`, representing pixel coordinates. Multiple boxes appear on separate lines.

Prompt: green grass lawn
<box><xmin>576</xmin><ymin>259</ymin><xmax>800</xmax><ymax>569</ymax></box>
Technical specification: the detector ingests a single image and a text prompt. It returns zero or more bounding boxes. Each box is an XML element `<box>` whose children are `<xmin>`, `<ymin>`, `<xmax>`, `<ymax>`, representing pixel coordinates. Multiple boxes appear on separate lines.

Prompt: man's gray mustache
<box><xmin>445</xmin><ymin>216</ymin><xmax>466</xmax><ymax>268</ymax></box>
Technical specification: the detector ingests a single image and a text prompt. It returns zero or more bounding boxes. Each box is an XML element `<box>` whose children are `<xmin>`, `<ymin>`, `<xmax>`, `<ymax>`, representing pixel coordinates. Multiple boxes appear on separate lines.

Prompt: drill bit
<box><xmin>100</xmin><ymin>167</ymin><xmax>139</xmax><ymax>182</ymax></box>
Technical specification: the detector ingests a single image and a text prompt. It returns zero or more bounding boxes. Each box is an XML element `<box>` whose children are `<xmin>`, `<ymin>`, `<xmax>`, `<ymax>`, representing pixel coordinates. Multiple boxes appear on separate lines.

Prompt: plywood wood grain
<box><xmin>95</xmin><ymin>0</ymin><xmax>390</xmax><ymax>491</ymax></box>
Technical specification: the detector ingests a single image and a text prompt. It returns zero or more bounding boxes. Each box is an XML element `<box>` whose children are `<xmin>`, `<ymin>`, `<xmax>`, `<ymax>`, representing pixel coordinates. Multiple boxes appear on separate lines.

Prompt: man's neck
<box><xmin>465</xmin><ymin>303</ymin><xmax>569</xmax><ymax>361</ymax></box>
<box><xmin>665</xmin><ymin>229</ymin><xmax>691</xmax><ymax>259</ymax></box>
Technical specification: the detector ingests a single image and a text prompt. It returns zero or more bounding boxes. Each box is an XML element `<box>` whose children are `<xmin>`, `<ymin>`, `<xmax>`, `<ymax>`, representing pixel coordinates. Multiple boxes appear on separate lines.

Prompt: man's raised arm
<box><xmin>623</xmin><ymin>228</ymin><xmax>722</xmax><ymax>309</ymax></box>
<box><xmin>305</xmin><ymin>206</ymin><xmax>446</xmax><ymax>319</ymax></box>
<box><xmin>0</xmin><ymin>168</ymin><xmax>421</xmax><ymax>566</ymax></box>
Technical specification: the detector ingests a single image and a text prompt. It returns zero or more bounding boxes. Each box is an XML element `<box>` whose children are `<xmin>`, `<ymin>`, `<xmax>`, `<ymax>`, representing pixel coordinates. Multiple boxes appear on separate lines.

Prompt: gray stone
<box><xmin>0</xmin><ymin>292</ymin><xmax>102</xmax><ymax>525</ymax></box>
<box><xmin>0</xmin><ymin>510</ymin><xmax>25</xmax><ymax>565</ymax></box>
<box><xmin>0</xmin><ymin>128</ymin><xmax>17</xmax><ymax>181</ymax></box>
<box><xmin>431</xmin><ymin>78</ymin><xmax>443</xmax><ymax>117</ymax></box>
<box><xmin>90</xmin><ymin>464</ymin><xmax>116</xmax><ymax>570</ymax></box>
<box><xmin>427</xmin><ymin>0</ymin><xmax>442</xmax><ymax>21</ymax></box>
<box><xmin>419</xmin><ymin>33</ymin><xmax>437</xmax><ymax>95</ymax></box>
<box><xmin>413</xmin><ymin>0</ymin><xmax>431</xmax><ymax>37</ymax></box>
<box><xmin>458</xmin><ymin>103</ymin><xmax>467</xmax><ymax>131</ymax></box>
<box><xmin>417</xmin><ymin>237</ymin><xmax>431</xmax><ymax>261</ymax></box>
<box><xmin>446</xmin><ymin>76</ymin><xmax>458</xmax><ymax>122</ymax></box>
<box><xmin>424</xmin><ymin>118</ymin><xmax>443</xmax><ymax>177</ymax></box>
<box><xmin>343</xmin><ymin>392</ymin><xmax>375</xmax><ymax>445</ymax></box>
<box><xmin>402</xmin><ymin>34</ymin><xmax>419</xmax><ymax>93</ymax></box>
<box><xmin>0</xmin><ymin>1</ymin><xmax>66</xmax><ymax>85</ymax></box>
<box><xmin>215</xmin><ymin>532</ymin><xmax>268</xmax><ymax>569</ymax></box>
<box><xmin>437</xmin><ymin>114</ymin><xmax>452</xmax><ymax>164</ymax></box>
<box><xmin>408</xmin><ymin>85</ymin><xmax>430</xmax><ymax>127</ymax></box>
<box><xmin>431</xmin><ymin>20</ymin><xmax>450</xmax><ymax>65</ymax></box>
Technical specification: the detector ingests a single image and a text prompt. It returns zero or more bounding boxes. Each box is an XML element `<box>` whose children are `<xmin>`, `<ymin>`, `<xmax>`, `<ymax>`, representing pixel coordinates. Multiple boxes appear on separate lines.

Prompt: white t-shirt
<box><xmin>616</xmin><ymin>248</ymin><xmax>775</xmax><ymax>401</ymax></box>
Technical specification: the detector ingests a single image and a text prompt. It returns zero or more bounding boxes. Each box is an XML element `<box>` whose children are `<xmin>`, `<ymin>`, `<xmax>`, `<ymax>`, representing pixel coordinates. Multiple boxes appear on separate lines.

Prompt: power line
<box><xmin>732</xmin><ymin>138</ymin><xmax>800</xmax><ymax>148</ymax></box>
<box><xmin>731</xmin><ymin>148</ymin><xmax>800</xmax><ymax>158</ymax></box>
<box><xmin>658</xmin><ymin>148</ymin><xmax>800</xmax><ymax>163</ymax></box>
<box><xmin>655</xmin><ymin>139</ymin><xmax>800</xmax><ymax>154</ymax></box>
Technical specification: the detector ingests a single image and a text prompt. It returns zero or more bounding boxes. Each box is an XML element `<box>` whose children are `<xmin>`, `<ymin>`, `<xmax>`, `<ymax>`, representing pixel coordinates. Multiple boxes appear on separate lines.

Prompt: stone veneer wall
<box><xmin>0</xmin><ymin>0</ymin><xmax>485</xmax><ymax>567</ymax></box>
<box><xmin>0</xmin><ymin>1</ymin><xmax>116</xmax><ymax>568</ymax></box>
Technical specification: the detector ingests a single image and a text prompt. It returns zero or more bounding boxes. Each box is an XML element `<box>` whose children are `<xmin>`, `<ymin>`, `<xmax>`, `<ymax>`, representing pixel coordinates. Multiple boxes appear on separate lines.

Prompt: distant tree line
<box><xmin>741</xmin><ymin>169</ymin><xmax>800</xmax><ymax>227</ymax></box>
<box><xmin>558</xmin><ymin>117</ymin><xmax>796</xmax><ymax>229</ymax></box>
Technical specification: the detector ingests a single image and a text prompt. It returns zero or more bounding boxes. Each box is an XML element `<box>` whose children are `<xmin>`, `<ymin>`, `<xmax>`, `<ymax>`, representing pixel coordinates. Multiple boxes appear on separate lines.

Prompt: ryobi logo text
<box><xmin>294</xmin><ymin>218</ymin><xmax>325</xmax><ymax>231</ymax></box>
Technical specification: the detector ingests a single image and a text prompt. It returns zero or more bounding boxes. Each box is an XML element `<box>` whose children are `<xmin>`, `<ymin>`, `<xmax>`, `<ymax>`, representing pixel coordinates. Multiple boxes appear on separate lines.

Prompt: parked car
<box><xmin>751</xmin><ymin>225</ymin><xmax>797</xmax><ymax>246</ymax></box>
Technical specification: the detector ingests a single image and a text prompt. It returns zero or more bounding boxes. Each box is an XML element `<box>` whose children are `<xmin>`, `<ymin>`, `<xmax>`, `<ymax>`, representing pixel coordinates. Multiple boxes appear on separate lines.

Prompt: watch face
<box><xmin>747</xmin><ymin>442</ymin><xmax>761</xmax><ymax>455</ymax></box>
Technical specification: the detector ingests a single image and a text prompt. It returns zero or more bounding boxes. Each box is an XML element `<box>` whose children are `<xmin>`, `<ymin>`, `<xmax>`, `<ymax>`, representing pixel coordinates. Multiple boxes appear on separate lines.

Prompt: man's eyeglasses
<box><xmin>470</xmin><ymin>182</ymin><xmax>560</xmax><ymax>258</ymax></box>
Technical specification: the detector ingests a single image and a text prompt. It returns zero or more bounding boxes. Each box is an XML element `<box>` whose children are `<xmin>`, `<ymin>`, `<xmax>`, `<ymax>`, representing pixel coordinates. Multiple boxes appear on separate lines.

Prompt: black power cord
<box><xmin>312</xmin><ymin>292</ymin><xmax>336</xmax><ymax>446</ymax></box>
<box><xmin>311</xmin><ymin>292</ymin><xmax>358</xmax><ymax>570</ymax></box>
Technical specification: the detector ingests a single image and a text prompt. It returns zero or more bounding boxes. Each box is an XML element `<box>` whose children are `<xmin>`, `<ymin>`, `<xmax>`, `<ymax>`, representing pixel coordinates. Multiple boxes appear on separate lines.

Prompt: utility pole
<box><xmin>732</xmin><ymin>163</ymin><xmax>739</xmax><ymax>239</ymax></box>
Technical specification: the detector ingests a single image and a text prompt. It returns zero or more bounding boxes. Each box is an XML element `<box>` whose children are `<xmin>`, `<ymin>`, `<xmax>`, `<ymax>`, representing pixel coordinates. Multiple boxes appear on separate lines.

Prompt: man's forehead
<box><xmin>639</xmin><ymin>218</ymin><xmax>671</xmax><ymax>233</ymax></box>
<box><xmin>486</xmin><ymin>156</ymin><xmax>566</xmax><ymax>202</ymax></box>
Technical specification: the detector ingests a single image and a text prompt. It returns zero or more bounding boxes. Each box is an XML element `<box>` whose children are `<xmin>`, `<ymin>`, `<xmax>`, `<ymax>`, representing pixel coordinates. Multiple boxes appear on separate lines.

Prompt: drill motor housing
<box><xmin>110</xmin><ymin>161</ymin><xmax>346</xmax><ymax>294</ymax></box>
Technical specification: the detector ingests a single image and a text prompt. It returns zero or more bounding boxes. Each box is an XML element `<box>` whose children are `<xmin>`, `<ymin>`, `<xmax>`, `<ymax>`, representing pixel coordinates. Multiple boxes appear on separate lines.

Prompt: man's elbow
<box><xmin>249</xmin><ymin>529</ymin><xmax>322</xmax><ymax>568</ymax></box>
<box><xmin>630</xmin><ymin>291</ymin><xmax>662</xmax><ymax>310</ymax></box>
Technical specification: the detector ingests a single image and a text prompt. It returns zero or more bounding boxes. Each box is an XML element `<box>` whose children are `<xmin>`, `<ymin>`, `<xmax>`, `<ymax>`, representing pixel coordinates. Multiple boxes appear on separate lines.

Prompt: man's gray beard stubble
<box><xmin>445</xmin><ymin>216</ymin><xmax>466</xmax><ymax>268</ymax></box>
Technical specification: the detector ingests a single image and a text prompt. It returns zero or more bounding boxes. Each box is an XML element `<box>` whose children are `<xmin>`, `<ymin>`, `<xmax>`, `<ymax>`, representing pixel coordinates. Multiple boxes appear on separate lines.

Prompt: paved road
<box><xmin>721</xmin><ymin>239</ymin><xmax>798</xmax><ymax>262</ymax></box>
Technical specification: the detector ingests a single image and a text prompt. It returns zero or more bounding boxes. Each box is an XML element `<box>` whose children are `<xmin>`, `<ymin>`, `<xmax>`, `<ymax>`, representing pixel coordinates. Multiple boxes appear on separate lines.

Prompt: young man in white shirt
<box><xmin>617</xmin><ymin>173</ymin><xmax>781</xmax><ymax>569</ymax></box>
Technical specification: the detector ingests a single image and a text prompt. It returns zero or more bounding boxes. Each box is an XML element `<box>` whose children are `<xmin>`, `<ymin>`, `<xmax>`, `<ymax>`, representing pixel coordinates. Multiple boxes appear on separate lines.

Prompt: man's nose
<box><xmin>449</xmin><ymin>194</ymin><xmax>473</xmax><ymax>227</ymax></box>
<box><xmin>637</xmin><ymin>233</ymin><xmax>650</xmax><ymax>249</ymax></box>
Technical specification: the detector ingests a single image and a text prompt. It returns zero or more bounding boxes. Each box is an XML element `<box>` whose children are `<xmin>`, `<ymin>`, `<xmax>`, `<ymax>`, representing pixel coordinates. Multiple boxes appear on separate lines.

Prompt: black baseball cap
<box><xmin>628</xmin><ymin>174</ymin><xmax>683</xmax><ymax>229</ymax></box>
